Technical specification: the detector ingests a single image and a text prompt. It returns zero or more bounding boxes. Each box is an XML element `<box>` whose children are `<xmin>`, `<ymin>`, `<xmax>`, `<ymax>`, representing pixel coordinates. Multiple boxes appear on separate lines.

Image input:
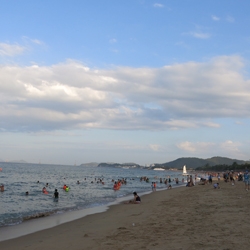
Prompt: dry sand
<box><xmin>1</xmin><ymin>180</ymin><xmax>250</xmax><ymax>250</ymax></box>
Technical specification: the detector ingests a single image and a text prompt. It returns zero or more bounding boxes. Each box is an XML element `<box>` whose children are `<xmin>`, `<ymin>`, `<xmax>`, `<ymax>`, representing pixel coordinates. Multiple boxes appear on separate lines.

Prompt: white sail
<box><xmin>182</xmin><ymin>165</ymin><xmax>188</xmax><ymax>175</ymax></box>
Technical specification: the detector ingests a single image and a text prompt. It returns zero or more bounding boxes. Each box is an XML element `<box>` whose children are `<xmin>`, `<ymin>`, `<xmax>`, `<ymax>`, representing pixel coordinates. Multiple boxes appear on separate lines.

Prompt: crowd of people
<box><xmin>197</xmin><ymin>170</ymin><xmax>250</xmax><ymax>191</ymax></box>
<box><xmin>2</xmin><ymin>169</ymin><xmax>249</xmax><ymax>202</ymax></box>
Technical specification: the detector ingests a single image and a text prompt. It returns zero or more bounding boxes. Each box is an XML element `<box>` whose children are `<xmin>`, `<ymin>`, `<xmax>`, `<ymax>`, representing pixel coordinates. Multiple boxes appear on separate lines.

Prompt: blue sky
<box><xmin>0</xmin><ymin>0</ymin><xmax>250</xmax><ymax>165</ymax></box>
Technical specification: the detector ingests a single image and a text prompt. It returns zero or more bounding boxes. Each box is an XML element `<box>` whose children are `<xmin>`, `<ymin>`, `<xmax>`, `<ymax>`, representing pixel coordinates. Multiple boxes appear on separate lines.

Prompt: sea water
<box><xmin>0</xmin><ymin>162</ymin><xmax>184</xmax><ymax>233</ymax></box>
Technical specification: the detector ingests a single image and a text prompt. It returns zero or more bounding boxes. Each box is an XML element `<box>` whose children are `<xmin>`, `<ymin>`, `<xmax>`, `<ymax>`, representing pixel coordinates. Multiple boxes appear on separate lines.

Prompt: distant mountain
<box><xmin>98</xmin><ymin>162</ymin><xmax>141</xmax><ymax>168</ymax></box>
<box><xmin>79</xmin><ymin>162</ymin><xmax>99</xmax><ymax>167</ymax></box>
<box><xmin>79</xmin><ymin>157</ymin><xmax>249</xmax><ymax>170</ymax></box>
<box><xmin>154</xmin><ymin>157</ymin><xmax>249</xmax><ymax>170</ymax></box>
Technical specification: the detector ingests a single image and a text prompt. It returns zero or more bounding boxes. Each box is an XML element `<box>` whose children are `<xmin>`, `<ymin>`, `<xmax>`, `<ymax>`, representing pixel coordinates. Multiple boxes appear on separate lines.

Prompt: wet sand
<box><xmin>1</xmin><ymin>180</ymin><xmax>250</xmax><ymax>250</ymax></box>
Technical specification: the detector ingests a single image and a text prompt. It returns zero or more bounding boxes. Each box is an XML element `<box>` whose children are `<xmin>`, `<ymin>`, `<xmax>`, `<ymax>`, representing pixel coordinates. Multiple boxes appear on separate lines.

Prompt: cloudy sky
<box><xmin>1</xmin><ymin>0</ymin><xmax>250</xmax><ymax>165</ymax></box>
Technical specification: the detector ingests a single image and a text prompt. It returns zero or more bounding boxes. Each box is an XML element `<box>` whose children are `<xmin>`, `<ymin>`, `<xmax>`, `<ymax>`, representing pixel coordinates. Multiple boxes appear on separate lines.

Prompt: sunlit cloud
<box><xmin>149</xmin><ymin>144</ymin><xmax>161</xmax><ymax>151</ymax></box>
<box><xmin>189</xmin><ymin>32</ymin><xmax>211</xmax><ymax>39</ymax></box>
<box><xmin>0</xmin><ymin>55</ymin><xmax>250</xmax><ymax>132</ymax></box>
<box><xmin>212</xmin><ymin>15</ymin><xmax>220</xmax><ymax>21</ymax></box>
<box><xmin>177</xmin><ymin>141</ymin><xmax>196</xmax><ymax>152</ymax></box>
<box><xmin>219</xmin><ymin>140</ymin><xmax>246</xmax><ymax>159</ymax></box>
<box><xmin>153</xmin><ymin>3</ymin><xmax>164</xmax><ymax>8</ymax></box>
<box><xmin>177</xmin><ymin>140</ymin><xmax>246</xmax><ymax>159</ymax></box>
<box><xmin>177</xmin><ymin>141</ymin><xmax>214</xmax><ymax>153</ymax></box>
<box><xmin>220</xmin><ymin>140</ymin><xmax>240</xmax><ymax>153</ymax></box>
<box><xmin>31</xmin><ymin>39</ymin><xmax>44</xmax><ymax>45</ymax></box>
<box><xmin>0</xmin><ymin>43</ymin><xmax>26</xmax><ymax>57</ymax></box>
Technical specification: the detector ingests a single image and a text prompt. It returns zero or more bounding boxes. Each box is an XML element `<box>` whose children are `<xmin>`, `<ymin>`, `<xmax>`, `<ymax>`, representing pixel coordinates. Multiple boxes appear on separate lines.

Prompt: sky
<box><xmin>0</xmin><ymin>0</ymin><xmax>250</xmax><ymax>165</ymax></box>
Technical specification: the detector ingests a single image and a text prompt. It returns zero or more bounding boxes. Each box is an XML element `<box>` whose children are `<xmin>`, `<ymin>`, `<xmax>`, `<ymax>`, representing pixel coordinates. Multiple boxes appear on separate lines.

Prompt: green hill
<box><xmin>154</xmin><ymin>156</ymin><xmax>249</xmax><ymax>170</ymax></box>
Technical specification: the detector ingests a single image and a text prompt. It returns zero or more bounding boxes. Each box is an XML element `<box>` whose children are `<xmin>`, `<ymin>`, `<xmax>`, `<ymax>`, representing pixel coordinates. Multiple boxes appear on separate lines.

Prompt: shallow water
<box><xmin>0</xmin><ymin>162</ymin><xmax>184</xmax><ymax>228</ymax></box>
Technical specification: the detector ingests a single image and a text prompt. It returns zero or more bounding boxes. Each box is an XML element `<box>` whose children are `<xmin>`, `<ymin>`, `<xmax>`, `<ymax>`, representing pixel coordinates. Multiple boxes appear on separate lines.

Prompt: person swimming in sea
<box><xmin>54</xmin><ymin>189</ymin><xmax>59</xmax><ymax>201</ymax></box>
<box><xmin>113</xmin><ymin>181</ymin><xmax>118</xmax><ymax>190</ymax></box>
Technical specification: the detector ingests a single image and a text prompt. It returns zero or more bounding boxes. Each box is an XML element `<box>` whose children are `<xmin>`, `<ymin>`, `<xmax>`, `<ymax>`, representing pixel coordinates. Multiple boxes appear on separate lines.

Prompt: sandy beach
<box><xmin>1</xmin><ymin>180</ymin><xmax>250</xmax><ymax>250</ymax></box>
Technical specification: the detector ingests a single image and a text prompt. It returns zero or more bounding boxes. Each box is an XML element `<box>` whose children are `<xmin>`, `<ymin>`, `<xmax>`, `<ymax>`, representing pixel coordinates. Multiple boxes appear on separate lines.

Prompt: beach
<box><xmin>1</xmin><ymin>180</ymin><xmax>250</xmax><ymax>250</ymax></box>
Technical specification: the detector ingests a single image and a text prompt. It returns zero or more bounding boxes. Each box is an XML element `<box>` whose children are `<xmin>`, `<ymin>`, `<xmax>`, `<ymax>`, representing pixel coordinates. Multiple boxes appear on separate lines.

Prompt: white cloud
<box><xmin>177</xmin><ymin>141</ymin><xmax>196</xmax><ymax>152</ymax></box>
<box><xmin>220</xmin><ymin>140</ymin><xmax>240</xmax><ymax>153</ymax></box>
<box><xmin>149</xmin><ymin>144</ymin><xmax>161</xmax><ymax>151</ymax></box>
<box><xmin>164</xmin><ymin>120</ymin><xmax>198</xmax><ymax>129</ymax></box>
<box><xmin>177</xmin><ymin>140</ymin><xmax>245</xmax><ymax>159</ymax></box>
<box><xmin>212</xmin><ymin>15</ymin><xmax>220</xmax><ymax>21</ymax></box>
<box><xmin>177</xmin><ymin>141</ymin><xmax>214</xmax><ymax>153</ymax></box>
<box><xmin>0</xmin><ymin>55</ymin><xmax>250</xmax><ymax>132</ymax></box>
<box><xmin>219</xmin><ymin>140</ymin><xmax>246</xmax><ymax>159</ymax></box>
<box><xmin>189</xmin><ymin>32</ymin><xmax>211</xmax><ymax>39</ymax></box>
<box><xmin>31</xmin><ymin>39</ymin><xmax>44</xmax><ymax>45</ymax></box>
<box><xmin>0</xmin><ymin>43</ymin><xmax>26</xmax><ymax>57</ymax></box>
<box><xmin>153</xmin><ymin>3</ymin><xmax>164</xmax><ymax>8</ymax></box>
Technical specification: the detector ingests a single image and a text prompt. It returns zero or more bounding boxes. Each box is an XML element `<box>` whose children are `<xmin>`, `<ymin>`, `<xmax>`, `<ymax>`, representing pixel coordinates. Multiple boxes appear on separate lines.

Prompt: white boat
<box><xmin>153</xmin><ymin>168</ymin><xmax>165</xmax><ymax>171</ymax></box>
<box><xmin>182</xmin><ymin>165</ymin><xmax>188</xmax><ymax>175</ymax></box>
<box><xmin>122</xmin><ymin>166</ymin><xmax>130</xmax><ymax>169</ymax></box>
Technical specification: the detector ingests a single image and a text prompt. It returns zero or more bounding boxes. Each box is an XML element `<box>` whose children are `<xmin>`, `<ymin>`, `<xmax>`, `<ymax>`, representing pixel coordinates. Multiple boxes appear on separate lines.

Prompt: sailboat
<box><xmin>182</xmin><ymin>165</ymin><xmax>188</xmax><ymax>176</ymax></box>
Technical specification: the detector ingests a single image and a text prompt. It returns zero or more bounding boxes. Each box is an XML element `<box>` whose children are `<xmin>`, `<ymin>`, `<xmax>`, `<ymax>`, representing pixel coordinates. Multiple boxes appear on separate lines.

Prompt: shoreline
<box><xmin>2</xmin><ymin>180</ymin><xmax>248</xmax><ymax>249</ymax></box>
<box><xmin>0</xmin><ymin>184</ymin><xmax>183</xmax><ymax>242</ymax></box>
<box><xmin>0</xmin><ymin>165</ymin><xmax>185</xmax><ymax>233</ymax></box>
<box><xmin>0</xmin><ymin>192</ymin><xmax>133</xmax><ymax>242</ymax></box>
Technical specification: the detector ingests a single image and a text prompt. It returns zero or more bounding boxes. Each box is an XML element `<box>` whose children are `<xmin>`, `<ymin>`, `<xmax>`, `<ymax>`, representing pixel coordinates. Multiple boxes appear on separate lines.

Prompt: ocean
<box><xmin>0</xmin><ymin>162</ymin><xmax>185</xmax><ymax>240</ymax></box>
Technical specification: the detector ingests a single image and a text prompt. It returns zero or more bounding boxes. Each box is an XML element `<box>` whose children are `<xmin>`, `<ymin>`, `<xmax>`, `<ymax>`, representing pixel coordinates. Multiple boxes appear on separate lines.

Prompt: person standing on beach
<box><xmin>229</xmin><ymin>171</ymin><xmax>235</xmax><ymax>186</ymax></box>
<box><xmin>244</xmin><ymin>171</ymin><xmax>250</xmax><ymax>191</ymax></box>
<box><xmin>208</xmin><ymin>174</ymin><xmax>213</xmax><ymax>184</ymax></box>
<box><xmin>190</xmin><ymin>175</ymin><xmax>194</xmax><ymax>186</ymax></box>
<box><xmin>217</xmin><ymin>173</ymin><xmax>221</xmax><ymax>181</ymax></box>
